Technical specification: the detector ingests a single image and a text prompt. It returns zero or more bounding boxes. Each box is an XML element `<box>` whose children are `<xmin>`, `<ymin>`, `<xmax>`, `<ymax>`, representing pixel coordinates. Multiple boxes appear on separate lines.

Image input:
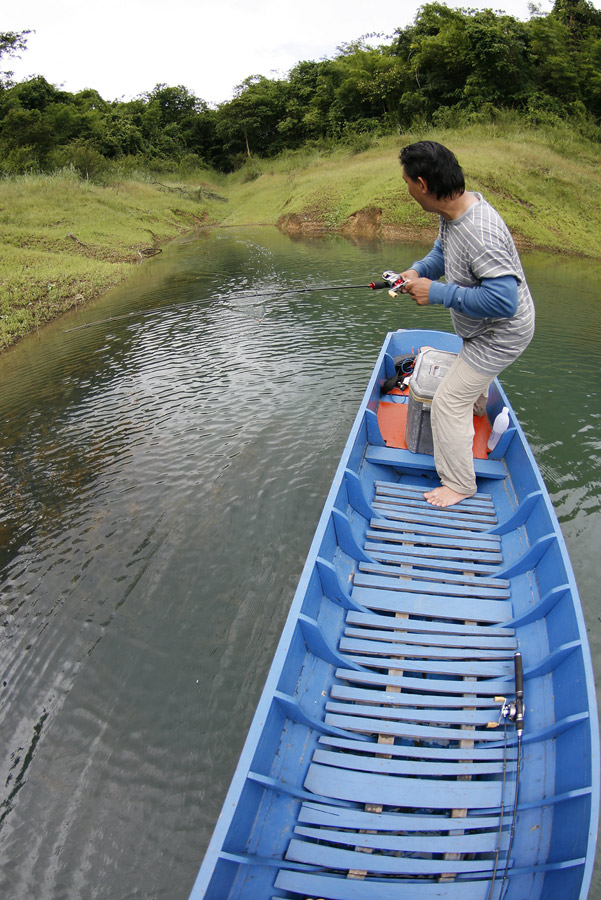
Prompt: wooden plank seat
<box><xmin>363</xmin><ymin>544</ymin><xmax>503</xmax><ymax>575</ymax></box>
<box><xmin>286</xmin><ymin>837</ymin><xmax>506</xmax><ymax>874</ymax></box>
<box><xmin>335</xmin><ymin>667</ymin><xmax>516</xmax><ymax>696</ymax></box>
<box><xmin>317</xmin><ymin>735</ymin><xmax>517</xmax><ymax>762</ymax></box>
<box><xmin>275</xmin><ymin>870</ymin><xmax>506</xmax><ymax>900</ymax></box>
<box><xmin>351</xmin><ymin>587</ymin><xmax>512</xmax><ymax>624</ymax></box>
<box><xmin>339</xmin><ymin>635</ymin><xmax>514</xmax><ymax>662</ymax></box>
<box><xmin>299</xmin><ymin>800</ymin><xmax>514</xmax><ymax>830</ymax></box>
<box><xmin>312</xmin><ymin>747</ymin><xmax>508</xmax><ymax>776</ymax></box>
<box><xmin>366</xmin><ymin>522</ymin><xmax>503</xmax><ymax>557</ymax></box>
<box><xmin>304</xmin><ymin>763</ymin><xmax>504</xmax><ymax>809</ymax></box>
<box><xmin>358</xmin><ymin>559</ymin><xmax>510</xmax><ymax>590</ymax></box>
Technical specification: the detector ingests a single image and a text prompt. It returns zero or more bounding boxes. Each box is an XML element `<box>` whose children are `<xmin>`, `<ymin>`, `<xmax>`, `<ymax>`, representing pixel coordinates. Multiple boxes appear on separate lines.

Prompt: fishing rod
<box><xmin>62</xmin><ymin>271</ymin><xmax>407</xmax><ymax>333</ymax></box>
<box><xmin>500</xmin><ymin>651</ymin><xmax>524</xmax><ymax>898</ymax></box>
<box><xmin>486</xmin><ymin>651</ymin><xmax>525</xmax><ymax>900</ymax></box>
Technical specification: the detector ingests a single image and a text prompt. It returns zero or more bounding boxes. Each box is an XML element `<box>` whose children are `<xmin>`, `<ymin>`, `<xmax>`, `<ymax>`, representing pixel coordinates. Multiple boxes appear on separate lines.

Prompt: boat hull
<box><xmin>190</xmin><ymin>329</ymin><xmax>599</xmax><ymax>900</ymax></box>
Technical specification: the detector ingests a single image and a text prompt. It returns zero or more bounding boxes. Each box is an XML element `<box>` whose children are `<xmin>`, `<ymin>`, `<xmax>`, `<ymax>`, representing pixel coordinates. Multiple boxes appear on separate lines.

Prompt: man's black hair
<box><xmin>400</xmin><ymin>141</ymin><xmax>465</xmax><ymax>200</ymax></box>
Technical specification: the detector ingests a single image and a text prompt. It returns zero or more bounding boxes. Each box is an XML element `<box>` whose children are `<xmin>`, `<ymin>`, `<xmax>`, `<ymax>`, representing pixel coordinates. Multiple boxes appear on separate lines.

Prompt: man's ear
<box><xmin>417</xmin><ymin>176</ymin><xmax>429</xmax><ymax>194</ymax></box>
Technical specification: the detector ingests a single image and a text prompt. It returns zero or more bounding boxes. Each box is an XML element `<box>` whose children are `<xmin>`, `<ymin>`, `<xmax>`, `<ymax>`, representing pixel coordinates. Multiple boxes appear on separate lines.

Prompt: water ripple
<box><xmin>1</xmin><ymin>228</ymin><xmax>600</xmax><ymax>899</ymax></box>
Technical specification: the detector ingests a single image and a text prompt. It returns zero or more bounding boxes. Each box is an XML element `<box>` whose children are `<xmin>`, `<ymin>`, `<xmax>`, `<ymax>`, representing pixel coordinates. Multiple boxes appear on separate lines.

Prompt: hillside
<box><xmin>1</xmin><ymin>127</ymin><xmax>600</xmax><ymax>350</ymax></box>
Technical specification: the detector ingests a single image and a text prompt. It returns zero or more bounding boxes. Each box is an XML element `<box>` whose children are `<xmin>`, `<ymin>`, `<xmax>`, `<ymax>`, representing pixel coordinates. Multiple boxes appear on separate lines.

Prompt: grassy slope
<box><xmin>225</xmin><ymin>130</ymin><xmax>601</xmax><ymax>254</ymax></box>
<box><xmin>1</xmin><ymin>126</ymin><xmax>599</xmax><ymax>349</ymax></box>
<box><xmin>0</xmin><ymin>171</ymin><xmax>226</xmax><ymax>349</ymax></box>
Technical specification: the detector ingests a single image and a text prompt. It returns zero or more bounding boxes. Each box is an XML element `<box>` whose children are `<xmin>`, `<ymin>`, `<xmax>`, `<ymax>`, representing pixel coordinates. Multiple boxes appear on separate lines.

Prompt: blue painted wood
<box><xmin>189</xmin><ymin>330</ymin><xmax>599</xmax><ymax>900</ymax></box>
<box><xmin>246</xmin><ymin>770</ymin><xmax>351</xmax><ymax>806</ymax></box>
<box><xmin>318</xmin><ymin>734</ymin><xmax>517</xmax><ymax>760</ymax></box>
<box><xmin>324</xmin><ymin>712</ymin><xmax>511</xmax><ymax>741</ymax></box>
<box><xmin>365</xmin><ymin>408</ymin><xmax>385</xmax><ymax>446</ymax></box>
<box><xmin>294</xmin><ymin>822</ymin><xmax>509</xmax><ymax>852</ymax></box>
<box><xmin>374</xmin><ymin>493</ymin><xmax>498</xmax><ymax>521</ymax></box>
<box><xmin>341</xmin><ymin>654</ymin><xmax>514</xmax><ymax>678</ymax></box>
<box><xmin>505</xmin><ymin>584</ymin><xmax>569</xmax><ymax>627</ymax></box>
<box><xmin>344</xmin><ymin>611</ymin><xmax>516</xmax><ymax>639</ymax></box>
<box><xmin>298</xmin><ymin>614</ymin><xmax>363</xmax><ymax>670</ymax></box>
<box><xmin>304</xmin><ymin>763</ymin><xmax>504</xmax><ymax>807</ymax></box>
<box><xmin>488</xmin><ymin>424</ymin><xmax>517</xmax><ymax>459</ymax></box>
<box><xmin>332</xmin><ymin>509</ymin><xmax>373</xmax><ymax>562</ymax></box>
<box><xmin>316</xmin><ymin>558</ymin><xmax>364</xmax><ymax>611</ymax></box>
<box><xmin>298</xmin><ymin>799</ymin><xmax>515</xmax><ymax>830</ymax></box>
<box><xmin>372</xmin><ymin>502</ymin><xmax>497</xmax><ymax>531</ymax></box>
<box><xmin>344</xmin><ymin>468</ymin><xmax>373</xmax><ymax>517</ymax></box>
<box><xmin>351</xmin><ymin>585</ymin><xmax>512</xmax><ymax>623</ymax></box>
<box><xmin>375</xmin><ymin>479</ymin><xmax>494</xmax><ymax>504</ymax></box>
<box><xmin>487</xmin><ymin>489</ymin><xmax>542</xmax><ymax>534</ymax></box>
<box><xmin>384</xmin><ymin>351</ymin><xmax>397</xmax><ymax>379</ymax></box>
<box><xmin>275</xmin><ymin>870</ymin><xmax>505</xmax><ymax>900</ymax></box>
<box><xmin>343</xmin><ymin>625</ymin><xmax>517</xmax><ymax>651</ymax></box>
<box><xmin>498</xmin><ymin>533</ymin><xmax>557</xmax><ymax>578</ymax></box>
<box><xmin>324</xmin><ymin>698</ymin><xmax>504</xmax><ymax>726</ymax></box>
<box><xmin>338</xmin><ymin>635</ymin><xmax>514</xmax><ymax>662</ymax></box>
<box><xmin>286</xmin><ymin>837</ymin><xmax>506</xmax><ymax>874</ymax></box>
<box><xmin>369</xmin><ymin>516</ymin><xmax>503</xmax><ymax>546</ymax></box>
<box><xmin>373</xmin><ymin>491</ymin><xmax>498</xmax><ymax>517</ymax></box>
<box><xmin>364</xmin><ymin>544</ymin><xmax>502</xmax><ymax>573</ymax></box>
<box><xmin>366</xmin><ymin>443</ymin><xmax>508</xmax><ymax>479</ymax></box>
<box><xmin>330</xmin><ymin>682</ymin><xmax>501</xmax><ymax>708</ymax></box>
<box><xmin>334</xmin><ymin>666</ymin><xmax>517</xmax><ymax>696</ymax></box>
<box><xmin>358</xmin><ymin>559</ymin><xmax>510</xmax><ymax>590</ymax></box>
<box><xmin>354</xmin><ymin>571</ymin><xmax>511</xmax><ymax>600</ymax></box>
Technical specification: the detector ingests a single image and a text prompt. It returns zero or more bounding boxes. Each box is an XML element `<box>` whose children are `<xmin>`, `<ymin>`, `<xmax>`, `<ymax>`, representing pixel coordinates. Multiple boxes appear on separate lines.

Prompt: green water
<box><xmin>0</xmin><ymin>227</ymin><xmax>600</xmax><ymax>899</ymax></box>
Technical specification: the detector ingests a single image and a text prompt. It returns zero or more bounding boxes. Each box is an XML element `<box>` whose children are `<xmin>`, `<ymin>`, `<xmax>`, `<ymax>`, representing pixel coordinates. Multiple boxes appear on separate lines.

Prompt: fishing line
<box><xmin>500</xmin><ymin>728</ymin><xmax>523</xmax><ymax>898</ymax></box>
<box><xmin>487</xmin><ymin>717</ymin><xmax>509</xmax><ymax>900</ymax></box>
<box><xmin>499</xmin><ymin>651</ymin><xmax>525</xmax><ymax>899</ymax></box>
<box><xmin>63</xmin><ymin>282</ymin><xmax>377</xmax><ymax>333</ymax></box>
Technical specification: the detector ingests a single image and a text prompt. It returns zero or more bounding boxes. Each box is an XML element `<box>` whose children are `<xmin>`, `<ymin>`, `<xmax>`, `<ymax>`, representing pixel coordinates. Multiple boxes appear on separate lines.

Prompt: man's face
<box><xmin>402</xmin><ymin>167</ymin><xmax>437</xmax><ymax>212</ymax></box>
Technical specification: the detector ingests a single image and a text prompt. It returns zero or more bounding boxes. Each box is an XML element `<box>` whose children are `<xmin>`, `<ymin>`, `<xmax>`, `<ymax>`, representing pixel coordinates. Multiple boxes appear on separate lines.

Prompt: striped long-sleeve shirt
<box><xmin>411</xmin><ymin>193</ymin><xmax>535</xmax><ymax>375</ymax></box>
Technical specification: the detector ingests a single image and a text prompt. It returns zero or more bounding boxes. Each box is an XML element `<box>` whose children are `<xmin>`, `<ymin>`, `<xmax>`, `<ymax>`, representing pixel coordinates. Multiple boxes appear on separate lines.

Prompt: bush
<box><xmin>50</xmin><ymin>142</ymin><xmax>110</xmax><ymax>181</ymax></box>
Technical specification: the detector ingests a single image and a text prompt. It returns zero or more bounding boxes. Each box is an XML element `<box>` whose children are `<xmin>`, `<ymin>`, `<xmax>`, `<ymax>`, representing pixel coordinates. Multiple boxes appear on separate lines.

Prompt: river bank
<box><xmin>2</xmin><ymin>127</ymin><xmax>599</xmax><ymax>350</ymax></box>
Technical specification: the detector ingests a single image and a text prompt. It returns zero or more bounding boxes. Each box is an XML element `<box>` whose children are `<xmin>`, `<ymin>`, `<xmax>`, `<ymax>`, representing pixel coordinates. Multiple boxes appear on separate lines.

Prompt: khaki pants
<box><xmin>431</xmin><ymin>355</ymin><xmax>496</xmax><ymax>496</ymax></box>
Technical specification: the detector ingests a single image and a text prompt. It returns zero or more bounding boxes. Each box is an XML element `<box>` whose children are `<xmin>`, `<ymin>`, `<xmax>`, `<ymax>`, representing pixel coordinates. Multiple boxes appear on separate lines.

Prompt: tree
<box><xmin>551</xmin><ymin>0</ymin><xmax>601</xmax><ymax>37</ymax></box>
<box><xmin>214</xmin><ymin>75</ymin><xmax>289</xmax><ymax>162</ymax></box>
<box><xmin>0</xmin><ymin>30</ymin><xmax>31</xmax><ymax>86</ymax></box>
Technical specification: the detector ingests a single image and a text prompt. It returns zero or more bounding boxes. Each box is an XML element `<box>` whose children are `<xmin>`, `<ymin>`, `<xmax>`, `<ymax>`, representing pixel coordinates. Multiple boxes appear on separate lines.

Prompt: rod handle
<box><xmin>514</xmin><ymin>652</ymin><xmax>524</xmax><ymax>735</ymax></box>
<box><xmin>514</xmin><ymin>652</ymin><xmax>523</xmax><ymax>698</ymax></box>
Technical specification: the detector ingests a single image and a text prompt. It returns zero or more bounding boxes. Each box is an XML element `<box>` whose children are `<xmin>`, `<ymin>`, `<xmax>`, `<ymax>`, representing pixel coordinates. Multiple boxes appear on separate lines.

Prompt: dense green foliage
<box><xmin>1</xmin><ymin>0</ymin><xmax>601</xmax><ymax>174</ymax></box>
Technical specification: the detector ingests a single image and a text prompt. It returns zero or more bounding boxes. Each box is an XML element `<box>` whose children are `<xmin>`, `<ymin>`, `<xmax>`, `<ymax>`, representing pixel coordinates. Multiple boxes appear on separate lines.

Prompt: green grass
<box><xmin>219</xmin><ymin>128</ymin><xmax>601</xmax><ymax>254</ymax></box>
<box><xmin>2</xmin><ymin>122</ymin><xmax>600</xmax><ymax>350</ymax></box>
<box><xmin>0</xmin><ymin>168</ymin><xmax>229</xmax><ymax>349</ymax></box>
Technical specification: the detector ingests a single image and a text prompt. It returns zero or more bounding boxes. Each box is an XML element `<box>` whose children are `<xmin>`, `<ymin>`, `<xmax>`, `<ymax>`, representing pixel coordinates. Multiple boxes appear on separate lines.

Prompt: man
<box><xmin>397</xmin><ymin>140</ymin><xmax>535</xmax><ymax>508</ymax></box>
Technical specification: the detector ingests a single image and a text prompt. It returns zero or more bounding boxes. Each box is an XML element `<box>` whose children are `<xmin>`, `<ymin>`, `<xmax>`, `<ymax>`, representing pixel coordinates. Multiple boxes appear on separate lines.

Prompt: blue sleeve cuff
<box><xmin>428</xmin><ymin>281</ymin><xmax>447</xmax><ymax>306</ymax></box>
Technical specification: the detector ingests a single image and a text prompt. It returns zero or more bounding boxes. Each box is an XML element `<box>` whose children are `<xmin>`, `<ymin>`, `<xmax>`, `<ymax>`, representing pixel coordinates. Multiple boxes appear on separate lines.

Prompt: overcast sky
<box><xmin>3</xmin><ymin>0</ymin><xmax>587</xmax><ymax>106</ymax></box>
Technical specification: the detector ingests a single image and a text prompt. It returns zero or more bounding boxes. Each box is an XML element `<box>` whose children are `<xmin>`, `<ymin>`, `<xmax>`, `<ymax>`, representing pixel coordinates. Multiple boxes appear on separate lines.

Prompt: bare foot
<box><xmin>424</xmin><ymin>486</ymin><xmax>474</xmax><ymax>508</ymax></box>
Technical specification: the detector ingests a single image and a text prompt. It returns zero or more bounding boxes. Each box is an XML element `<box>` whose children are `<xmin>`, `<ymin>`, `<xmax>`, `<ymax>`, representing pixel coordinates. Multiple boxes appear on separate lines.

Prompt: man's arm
<box><xmin>428</xmin><ymin>274</ymin><xmax>519</xmax><ymax>318</ymax></box>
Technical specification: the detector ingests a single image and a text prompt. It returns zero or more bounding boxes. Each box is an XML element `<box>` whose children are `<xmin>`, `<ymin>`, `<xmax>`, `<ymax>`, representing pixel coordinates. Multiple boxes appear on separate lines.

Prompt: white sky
<box><xmin>2</xmin><ymin>0</ymin><xmax>586</xmax><ymax>106</ymax></box>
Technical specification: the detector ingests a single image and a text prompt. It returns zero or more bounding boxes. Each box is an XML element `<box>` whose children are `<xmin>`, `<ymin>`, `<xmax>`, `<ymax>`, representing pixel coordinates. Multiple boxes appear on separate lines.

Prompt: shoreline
<box><xmin>276</xmin><ymin>208</ymin><xmax>549</xmax><ymax>255</ymax></box>
<box><xmin>0</xmin><ymin>216</ymin><xmax>581</xmax><ymax>356</ymax></box>
<box><xmin>4</xmin><ymin>124</ymin><xmax>600</xmax><ymax>353</ymax></box>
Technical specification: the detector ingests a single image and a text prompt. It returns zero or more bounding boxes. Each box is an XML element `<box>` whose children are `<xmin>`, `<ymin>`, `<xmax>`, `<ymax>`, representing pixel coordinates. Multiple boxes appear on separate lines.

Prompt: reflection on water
<box><xmin>1</xmin><ymin>227</ymin><xmax>600</xmax><ymax>899</ymax></box>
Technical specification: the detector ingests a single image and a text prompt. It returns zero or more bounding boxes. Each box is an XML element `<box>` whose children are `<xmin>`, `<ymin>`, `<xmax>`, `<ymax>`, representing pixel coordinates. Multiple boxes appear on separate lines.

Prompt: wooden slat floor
<box><xmin>282</xmin><ymin>479</ymin><xmax>516</xmax><ymax>899</ymax></box>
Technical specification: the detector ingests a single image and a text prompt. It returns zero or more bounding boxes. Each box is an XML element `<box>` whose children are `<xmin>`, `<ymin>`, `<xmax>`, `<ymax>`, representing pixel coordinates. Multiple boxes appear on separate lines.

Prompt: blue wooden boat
<box><xmin>189</xmin><ymin>329</ymin><xmax>599</xmax><ymax>900</ymax></box>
